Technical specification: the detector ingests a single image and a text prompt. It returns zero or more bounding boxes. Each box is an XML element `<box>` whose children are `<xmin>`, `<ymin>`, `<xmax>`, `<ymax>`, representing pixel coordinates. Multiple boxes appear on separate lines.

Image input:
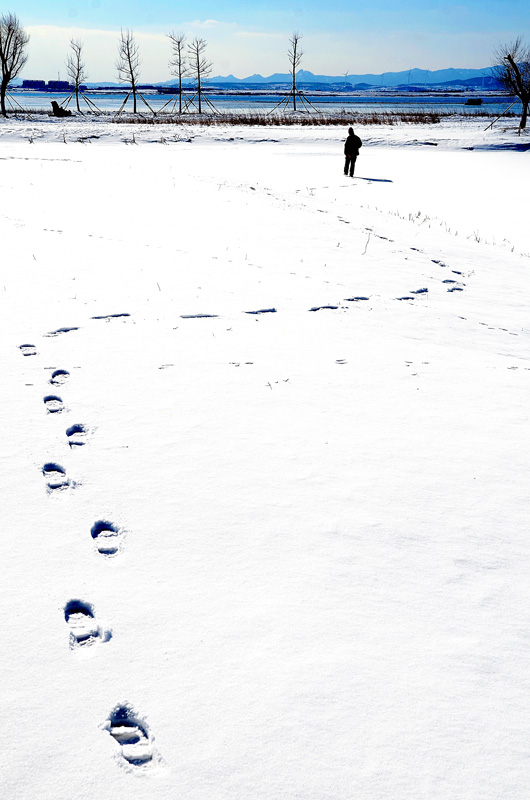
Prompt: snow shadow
<box><xmin>355</xmin><ymin>176</ymin><xmax>393</xmax><ymax>183</ymax></box>
<box><xmin>470</xmin><ymin>142</ymin><xmax>530</xmax><ymax>152</ymax></box>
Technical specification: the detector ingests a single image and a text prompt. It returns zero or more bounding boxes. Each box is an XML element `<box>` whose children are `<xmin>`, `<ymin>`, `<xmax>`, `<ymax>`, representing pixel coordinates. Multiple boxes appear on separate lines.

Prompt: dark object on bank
<box><xmin>51</xmin><ymin>100</ymin><xmax>72</xmax><ymax>117</ymax></box>
<box><xmin>465</xmin><ymin>98</ymin><xmax>483</xmax><ymax>105</ymax></box>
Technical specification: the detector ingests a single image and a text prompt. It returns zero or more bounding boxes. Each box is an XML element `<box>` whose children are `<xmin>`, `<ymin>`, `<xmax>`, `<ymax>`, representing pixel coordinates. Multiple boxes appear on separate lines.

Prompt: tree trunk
<box><xmin>198</xmin><ymin>76</ymin><xmax>201</xmax><ymax>114</ymax></box>
<box><xmin>75</xmin><ymin>87</ymin><xmax>80</xmax><ymax>112</ymax></box>
<box><xmin>521</xmin><ymin>101</ymin><xmax>528</xmax><ymax>129</ymax></box>
<box><xmin>132</xmin><ymin>85</ymin><xmax>137</xmax><ymax>113</ymax></box>
<box><xmin>0</xmin><ymin>76</ymin><xmax>8</xmax><ymax>117</ymax></box>
<box><xmin>179</xmin><ymin>75</ymin><xmax>182</xmax><ymax>114</ymax></box>
<box><xmin>292</xmin><ymin>70</ymin><xmax>296</xmax><ymax>111</ymax></box>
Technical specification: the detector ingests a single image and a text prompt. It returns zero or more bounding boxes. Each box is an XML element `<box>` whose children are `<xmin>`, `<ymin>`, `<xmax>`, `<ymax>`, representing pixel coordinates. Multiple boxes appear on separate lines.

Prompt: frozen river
<box><xmin>6</xmin><ymin>89</ymin><xmax>520</xmax><ymax>116</ymax></box>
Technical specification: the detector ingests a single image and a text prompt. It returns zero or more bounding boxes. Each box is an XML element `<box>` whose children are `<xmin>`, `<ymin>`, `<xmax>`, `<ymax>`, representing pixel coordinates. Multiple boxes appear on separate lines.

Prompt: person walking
<box><xmin>344</xmin><ymin>127</ymin><xmax>362</xmax><ymax>177</ymax></box>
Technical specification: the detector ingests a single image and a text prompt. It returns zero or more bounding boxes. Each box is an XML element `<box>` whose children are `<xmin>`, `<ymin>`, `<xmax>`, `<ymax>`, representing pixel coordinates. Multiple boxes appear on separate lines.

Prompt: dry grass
<box><xmin>4</xmin><ymin>108</ymin><xmax>517</xmax><ymax>125</ymax></box>
<box><xmin>115</xmin><ymin>110</ymin><xmax>444</xmax><ymax>126</ymax></box>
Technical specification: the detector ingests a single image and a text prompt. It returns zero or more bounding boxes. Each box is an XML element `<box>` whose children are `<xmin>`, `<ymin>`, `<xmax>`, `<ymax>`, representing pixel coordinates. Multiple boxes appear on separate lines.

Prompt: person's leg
<box><xmin>344</xmin><ymin>156</ymin><xmax>350</xmax><ymax>175</ymax></box>
<box><xmin>349</xmin><ymin>156</ymin><xmax>357</xmax><ymax>177</ymax></box>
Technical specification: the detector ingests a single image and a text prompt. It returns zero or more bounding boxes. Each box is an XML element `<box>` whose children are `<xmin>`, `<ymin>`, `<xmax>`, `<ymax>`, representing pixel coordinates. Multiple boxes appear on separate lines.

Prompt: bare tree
<box><xmin>493</xmin><ymin>38</ymin><xmax>530</xmax><ymax>130</ymax></box>
<box><xmin>66</xmin><ymin>39</ymin><xmax>87</xmax><ymax>112</ymax></box>
<box><xmin>116</xmin><ymin>29</ymin><xmax>140</xmax><ymax>113</ymax></box>
<box><xmin>0</xmin><ymin>12</ymin><xmax>29</xmax><ymax>117</ymax></box>
<box><xmin>168</xmin><ymin>32</ymin><xmax>188</xmax><ymax>114</ymax></box>
<box><xmin>187</xmin><ymin>37</ymin><xmax>212</xmax><ymax>113</ymax></box>
<box><xmin>288</xmin><ymin>32</ymin><xmax>303</xmax><ymax>111</ymax></box>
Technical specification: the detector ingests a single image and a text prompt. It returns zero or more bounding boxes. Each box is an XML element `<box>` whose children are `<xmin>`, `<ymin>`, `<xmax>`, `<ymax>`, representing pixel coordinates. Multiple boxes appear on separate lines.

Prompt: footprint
<box><xmin>91</xmin><ymin>313</ymin><xmax>130</xmax><ymax>320</ymax></box>
<box><xmin>66</xmin><ymin>424</ymin><xmax>89</xmax><ymax>448</ymax></box>
<box><xmin>42</xmin><ymin>462</ymin><xmax>71</xmax><ymax>492</ymax></box>
<box><xmin>45</xmin><ymin>327</ymin><xmax>79</xmax><ymax>337</ymax></box>
<box><xmin>180</xmin><ymin>313</ymin><xmax>218</xmax><ymax>319</ymax></box>
<box><xmin>64</xmin><ymin>599</ymin><xmax>110</xmax><ymax>649</ymax></box>
<box><xmin>91</xmin><ymin>520</ymin><xmax>123</xmax><ymax>557</ymax></box>
<box><xmin>309</xmin><ymin>305</ymin><xmax>338</xmax><ymax>311</ymax></box>
<box><xmin>344</xmin><ymin>296</ymin><xmax>369</xmax><ymax>302</ymax></box>
<box><xmin>50</xmin><ymin>369</ymin><xmax>70</xmax><ymax>386</ymax></box>
<box><xmin>410</xmin><ymin>288</ymin><xmax>428</xmax><ymax>294</ymax></box>
<box><xmin>19</xmin><ymin>344</ymin><xmax>37</xmax><ymax>356</ymax></box>
<box><xmin>244</xmin><ymin>308</ymin><xmax>277</xmax><ymax>315</ymax></box>
<box><xmin>104</xmin><ymin>705</ymin><xmax>155</xmax><ymax>769</ymax></box>
<box><xmin>44</xmin><ymin>395</ymin><xmax>64</xmax><ymax>414</ymax></box>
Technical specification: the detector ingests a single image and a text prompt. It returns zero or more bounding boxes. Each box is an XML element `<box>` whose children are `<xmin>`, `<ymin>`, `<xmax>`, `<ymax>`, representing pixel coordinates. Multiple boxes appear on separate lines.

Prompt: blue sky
<box><xmin>11</xmin><ymin>1</ymin><xmax>530</xmax><ymax>81</ymax></box>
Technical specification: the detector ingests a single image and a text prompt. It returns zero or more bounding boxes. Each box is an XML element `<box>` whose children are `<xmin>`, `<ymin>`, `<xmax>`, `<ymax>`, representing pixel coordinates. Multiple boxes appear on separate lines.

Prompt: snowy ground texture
<box><xmin>1</xmin><ymin>116</ymin><xmax>529</xmax><ymax>799</ymax></box>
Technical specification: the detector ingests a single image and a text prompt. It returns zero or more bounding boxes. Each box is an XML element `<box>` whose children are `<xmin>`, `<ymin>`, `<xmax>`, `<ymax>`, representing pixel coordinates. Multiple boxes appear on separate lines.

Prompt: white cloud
<box><xmin>235</xmin><ymin>31</ymin><xmax>284</xmax><ymax>40</ymax></box>
<box><xmin>190</xmin><ymin>19</ymin><xmax>222</xmax><ymax>28</ymax></box>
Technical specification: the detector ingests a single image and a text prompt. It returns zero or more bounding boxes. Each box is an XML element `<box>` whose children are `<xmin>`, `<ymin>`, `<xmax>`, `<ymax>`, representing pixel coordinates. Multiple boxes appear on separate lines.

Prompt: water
<box><xmin>6</xmin><ymin>89</ymin><xmax>520</xmax><ymax>117</ymax></box>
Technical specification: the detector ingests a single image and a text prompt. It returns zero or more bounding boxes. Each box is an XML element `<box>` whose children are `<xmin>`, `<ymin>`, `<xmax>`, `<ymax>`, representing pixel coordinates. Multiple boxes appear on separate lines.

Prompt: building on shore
<box><xmin>22</xmin><ymin>80</ymin><xmax>87</xmax><ymax>92</ymax></box>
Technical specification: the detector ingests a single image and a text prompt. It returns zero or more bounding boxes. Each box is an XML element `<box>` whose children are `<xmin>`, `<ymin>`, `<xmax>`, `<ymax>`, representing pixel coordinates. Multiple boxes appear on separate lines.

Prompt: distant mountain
<box><xmin>439</xmin><ymin>75</ymin><xmax>502</xmax><ymax>89</ymax></box>
<box><xmin>206</xmin><ymin>67</ymin><xmax>495</xmax><ymax>87</ymax></box>
<box><xmin>37</xmin><ymin>67</ymin><xmax>501</xmax><ymax>92</ymax></box>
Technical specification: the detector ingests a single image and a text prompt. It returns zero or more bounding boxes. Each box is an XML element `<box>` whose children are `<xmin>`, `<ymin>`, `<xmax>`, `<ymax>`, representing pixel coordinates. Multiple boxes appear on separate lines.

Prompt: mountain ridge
<box><xmin>207</xmin><ymin>67</ymin><xmax>495</xmax><ymax>87</ymax></box>
<box><xmin>15</xmin><ymin>65</ymin><xmax>498</xmax><ymax>90</ymax></box>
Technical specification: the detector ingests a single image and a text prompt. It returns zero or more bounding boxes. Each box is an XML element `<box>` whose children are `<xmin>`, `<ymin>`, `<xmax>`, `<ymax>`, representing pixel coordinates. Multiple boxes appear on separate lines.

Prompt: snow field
<box><xmin>1</xmin><ymin>119</ymin><xmax>530</xmax><ymax>799</ymax></box>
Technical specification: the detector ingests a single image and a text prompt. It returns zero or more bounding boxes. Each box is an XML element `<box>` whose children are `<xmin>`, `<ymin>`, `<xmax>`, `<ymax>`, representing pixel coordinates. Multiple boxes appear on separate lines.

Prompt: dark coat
<box><xmin>344</xmin><ymin>133</ymin><xmax>362</xmax><ymax>156</ymax></box>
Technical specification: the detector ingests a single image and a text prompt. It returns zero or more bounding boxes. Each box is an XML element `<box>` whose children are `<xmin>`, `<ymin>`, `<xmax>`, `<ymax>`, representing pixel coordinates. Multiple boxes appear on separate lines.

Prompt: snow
<box><xmin>1</xmin><ymin>115</ymin><xmax>529</xmax><ymax>799</ymax></box>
